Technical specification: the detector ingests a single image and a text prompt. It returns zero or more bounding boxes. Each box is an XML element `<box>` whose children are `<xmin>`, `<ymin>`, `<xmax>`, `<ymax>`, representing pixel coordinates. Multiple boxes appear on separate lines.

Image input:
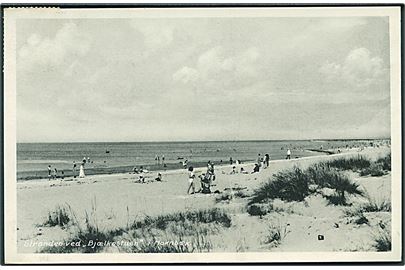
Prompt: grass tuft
<box><xmin>43</xmin><ymin>204</ymin><xmax>72</xmax><ymax>228</ymax></box>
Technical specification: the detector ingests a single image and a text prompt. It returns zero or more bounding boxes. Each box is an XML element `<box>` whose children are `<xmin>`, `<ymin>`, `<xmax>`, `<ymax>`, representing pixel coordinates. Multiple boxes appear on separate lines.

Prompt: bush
<box><xmin>373</xmin><ymin>228</ymin><xmax>391</xmax><ymax>251</ymax></box>
<box><xmin>43</xmin><ymin>205</ymin><xmax>72</xmax><ymax>228</ymax></box>
<box><xmin>376</xmin><ymin>153</ymin><xmax>391</xmax><ymax>171</ymax></box>
<box><xmin>360</xmin><ymin>163</ymin><xmax>385</xmax><ymax>177</ymax></box>
<box><xmin>322</xmin><ymin>155</ymin><xmax>371</xmax><ymax>171</ymax></box>
<box><xmin>246</xmin><ymin>203</ymin><xmax>272</xmax><ymax>217</ymax></box>
<box><xmin>324</xmin><ymin>172</ymin><xmax>364</xmax><ymax>205</ymax></box>
<box><xmin>249</xmin><ymin>167</ymin><xmax>310</xmax><ymax>205</ymax></box>
<box><xmin>249</xmin><ymin>162</ymin><xmax>364</xmax><ymax>207</ymax></box>
<box><xmin>361</xmin><ymin>199</ymin><xmax>391</xmax><ymax>212</ymax></box>
<box><xmin>262</xmin><ymin>220</ymin><xmax>290</xmax><ymax>248</ymax></box>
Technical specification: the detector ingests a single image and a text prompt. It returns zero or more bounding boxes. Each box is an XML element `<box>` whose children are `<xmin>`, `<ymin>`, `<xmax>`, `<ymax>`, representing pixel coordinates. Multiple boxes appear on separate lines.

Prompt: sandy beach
<box><xmin>17</xmin><ymin>146</ymin><xmax>391</xmax><ymax>253</ymax></box>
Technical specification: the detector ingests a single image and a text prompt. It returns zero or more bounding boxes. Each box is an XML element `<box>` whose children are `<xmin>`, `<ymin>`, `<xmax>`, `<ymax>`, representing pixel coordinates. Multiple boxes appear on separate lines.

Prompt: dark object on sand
<box><xmin>318</xmin><ymin>235</ymin><xmax>324</xmax><ymax>240</ymax></box>
<box><xmin>106</xmin><ymin>150</ymin><xmax>110</xmax><ymax>154</ymax></box>
<box><xmin>199</xmin><ymin>173</ymin><xmax>213</xmax><ymax>194</ymax></box>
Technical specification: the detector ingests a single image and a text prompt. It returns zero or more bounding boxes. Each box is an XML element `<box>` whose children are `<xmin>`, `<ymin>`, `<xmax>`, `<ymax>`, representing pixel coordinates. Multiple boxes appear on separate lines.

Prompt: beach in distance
<box><xmin>16</xmin><ymin>140</ymin><xmax>392</xmax><ymax>253</ymax></box>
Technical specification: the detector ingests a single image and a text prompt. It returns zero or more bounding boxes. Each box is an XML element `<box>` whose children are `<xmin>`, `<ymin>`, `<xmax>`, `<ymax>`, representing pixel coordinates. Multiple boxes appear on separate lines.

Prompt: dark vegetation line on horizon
<box><xmin>17</xmin><ymin>137</ymin><xmax>391</xmax><ymax>144</ymax></box>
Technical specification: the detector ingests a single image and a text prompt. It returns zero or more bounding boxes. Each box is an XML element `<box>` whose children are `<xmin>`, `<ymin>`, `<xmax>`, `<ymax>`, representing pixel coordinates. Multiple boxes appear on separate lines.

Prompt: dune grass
<box><xmin>373</xmin><ymin>226</ymin><xmax>391</xmax><ymax>251</ymax></box>
<box><xmin>321</xmin><ymin>155</ymin><xmax>371</xmax><ymax>171</ymax></box>
<box><xmin>43</xmin><ymin>204</ymin><xmax>72</xmax><ymax>228</ymax></box>
<box><xmin>261</xmin><ymin>220</ymin><xmax>291</xmax><ymax>248</ymax></box>
<box><xmin>131</xmin><ymin>208</ymin><xmax>231</xmax><ymax>231</ymax></box>
<box><xmin>249</xmin><ymin>167</ymin><xmax>310</xmax><ymax>205</ymax></box>
<box><xmin>376</xmin><ymin>153</ymin><xmax>391</xmax><ymax>171</ymax></box>
<box><xmin>41</xmin><ymin>205</ymin><xmax>231</xmax><ymax>253</ymax></box>
<box><xmin>248</xmin><ymin>163</ymin><xmax>364</xmax><ymax>212</ymax></box>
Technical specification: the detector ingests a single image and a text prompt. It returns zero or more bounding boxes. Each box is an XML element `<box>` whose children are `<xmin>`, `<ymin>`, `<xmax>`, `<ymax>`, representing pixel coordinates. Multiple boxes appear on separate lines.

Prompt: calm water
<box><xmin>17</xmin><ymin>140</ymin><xmax>377</xmax><ymax>179</ymax></box>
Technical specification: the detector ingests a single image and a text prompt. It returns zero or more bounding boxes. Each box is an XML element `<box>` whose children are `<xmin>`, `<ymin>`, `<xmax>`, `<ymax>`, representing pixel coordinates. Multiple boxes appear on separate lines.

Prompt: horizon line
<box><xmin>17</xmin><ymin>137</ymin><xmax>391</xmax><ymax>144</ymax></box>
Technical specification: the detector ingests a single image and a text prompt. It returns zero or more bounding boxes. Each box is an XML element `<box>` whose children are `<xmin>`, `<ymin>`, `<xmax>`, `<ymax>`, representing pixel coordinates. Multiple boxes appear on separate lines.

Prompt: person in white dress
<box><xmin>79</xmin><ymin>163</ymin><xmax>85</xmax><ymax>178</ymax></box>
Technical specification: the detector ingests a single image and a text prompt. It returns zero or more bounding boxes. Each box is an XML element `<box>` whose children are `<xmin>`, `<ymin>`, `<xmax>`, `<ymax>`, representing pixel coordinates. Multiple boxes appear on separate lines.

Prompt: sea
<box><xmin>17</xmin><ymin>139</ymin><xmax>382</xmax><ymax>180</ymax></box>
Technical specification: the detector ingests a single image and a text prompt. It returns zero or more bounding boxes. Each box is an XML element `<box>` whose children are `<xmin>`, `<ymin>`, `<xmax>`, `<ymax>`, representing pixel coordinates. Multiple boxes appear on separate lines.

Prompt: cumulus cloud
<box><xmin>129</xmin><ymin>20</ymin><xmax>174</xmax><ymax>50</ymax></box>
<box><xmin>173</xmin><ymin>46</ymin><xmax>261</xmax><ymax>93</ymax></box>
<box><xmin>18</xmin><ymin>22</ymin><xmax>91</xmax><ymax>70</ymax></box>
<box><xmin>319</xmin><ymin>47</ymin><xmax>388</xmax><ymax>88</ymax></box>
<box><xmin>172</xmin><ymin>66</ymin><xmax>199</xmax><ymax>84</ymax></box>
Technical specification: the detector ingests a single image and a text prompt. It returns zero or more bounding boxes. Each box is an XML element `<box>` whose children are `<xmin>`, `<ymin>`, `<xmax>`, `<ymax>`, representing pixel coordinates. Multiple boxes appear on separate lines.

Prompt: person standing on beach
<box><xmin>187</xmin><ymin>166</ymin><xmax>196</xmax><ymax>195</ymax></box>
<box><xmin>79</xmin><ymin>163</ymin><xmax>85</xmax><ymax>178</ymax></box>
<box><xmin>286</xmin><ymin>149</ymin><xmax>291</xmax><ymax>159</ymax></box>
<box><xmin>47</xmin><ymin>165</ymin><xmax>52</xmax><ymax>181</ymax></box>
<box><xmin>264</xmin><ymin>154</ymin><xmax>270</xmax><ymax>168</ymax></box>
<box><xmin>183</xmin><ymin>159</ymin><xmax>188</xmax><ymax>169</ymax></box>
<box><xmin>257</xmin><ymin>154</ymin><xmax>262</xmax><ymax>167</ymax></box>
<box><xmin>73</xmin><ymin>161</ymin><xmax>77</xmax><ymax>178</ymax></box>
<box><xmin>229</xmin><ymin>157</ymin><xmax>233</xmax><ymax>165</ymax></box>
<box><xmin>155</xmin><ymin>155</ymin><xmax>158</xmax><ymax>165</ymax></box>
<box><xmin>162</xmin><ymin>155</ymin><xmax>165</xmax><ymax>166</ymax></box>
<box><xmin>53</xmin><ymin>168</ymin><xmax>58</xmax><ymax>180</ymax></box>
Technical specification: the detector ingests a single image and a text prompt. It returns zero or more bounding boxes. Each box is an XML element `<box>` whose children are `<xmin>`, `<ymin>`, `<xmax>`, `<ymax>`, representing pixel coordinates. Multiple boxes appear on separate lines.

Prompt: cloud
<box><xmin>18</xmin><ymin>22</ymin><xmax>91</xmax><ymax>70</ymax></box>
<box><xmin>172</xmin><ymin>66</ymin><xmax>199</xmax><ymax>84</ymax></box>
<box><xmin>173</xmin><ymin>46</ymin><xmax>261</xmax><ymax>93</ymax></box>
<box><xmin>129</xmin><ymin>20</ymin><xmax>174</xmax><ymax>50</ymax></box>
<box><xmin>319</xmin><ymin>47</ymin><xmax>388</xmax><ymax>89</ymax></box>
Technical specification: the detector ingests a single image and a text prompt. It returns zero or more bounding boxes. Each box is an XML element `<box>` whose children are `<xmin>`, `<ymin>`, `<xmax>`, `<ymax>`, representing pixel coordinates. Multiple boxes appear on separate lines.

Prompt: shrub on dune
<box><xmin>360</xmin><ymin>163</ymin><xmax>385</xmax><ymax>177</ymax></box>
<box><xmin>246</xmin><ymin>203</ymin><xmax>272</xmax><ymax>217</ymax></box>
<box><xmin>376</xmin><ymin>153</ymin><xmax>391</xmax><ymax>171</ymax></box>
<box><xmin>373</xmin><ymin>227</ymin><xmax>391</xmax><ymax>251</ymax></box>
<box><xmin>248</xmin><ymin>163</ymin><xmax>365</xmax><ymax>211</ymax></box>
<box><xmin>248</xmin><ymin>167</ymin><xmax>310</xmax><ymax>205</ymax></box>
<box><xmin>324</xmin><ymin>173</ymin><xmax>364</xmax><ymax>205</ymax></box>
<box><xmin>322</xmin><ymin>155</ymin><xmax>371</xmax><ymax>171</ymax></box>
<box><xmin>43</xmin><ymin>204</ymin><xmax>72</xmax><ymax>228</ymax></box>
<box><xmin>261</xmin><ymin>220</ymin><xmax>291</xmax><ymax>248</ymax></box>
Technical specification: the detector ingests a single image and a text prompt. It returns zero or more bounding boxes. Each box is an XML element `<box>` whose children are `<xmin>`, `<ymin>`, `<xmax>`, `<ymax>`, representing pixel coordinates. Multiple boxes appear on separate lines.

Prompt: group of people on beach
<box><xmin>187</xmin><ymin>160</ymin><xmax>216</xmax><ymax>195</ymax></box>
<box><xmin>154</xmin><ymin>154</ymin><xmax>166</xmax><ymax>166</ymax></box>
<box><xmin>47</xmin><ymin>158</ymin><xmax>87</xmax><ymax>181</ymax></box>
<box><xmin>47</xmin><ymin>165</ymin><xmax>63</xmax><ymax>180</ymax></box>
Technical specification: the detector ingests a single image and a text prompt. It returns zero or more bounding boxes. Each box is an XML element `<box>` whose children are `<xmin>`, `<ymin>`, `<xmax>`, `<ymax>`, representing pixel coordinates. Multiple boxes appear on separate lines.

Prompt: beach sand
<box><xmin>16</xmin><ymin>146</ymin><xmax>391</xmax><ymax>253</ymax></box>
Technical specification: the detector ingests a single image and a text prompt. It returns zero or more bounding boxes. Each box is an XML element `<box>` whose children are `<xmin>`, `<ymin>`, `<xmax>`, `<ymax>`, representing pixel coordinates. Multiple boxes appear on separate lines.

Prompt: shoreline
<box><xmin>16</xmin><ymin>148</ymin><xmax>332</xmax><ymax>181</ymax></box>
<box><xmin>17</xmin><ymin>147</ymin><xmax>374</xmax><ymax>186</ymax></box>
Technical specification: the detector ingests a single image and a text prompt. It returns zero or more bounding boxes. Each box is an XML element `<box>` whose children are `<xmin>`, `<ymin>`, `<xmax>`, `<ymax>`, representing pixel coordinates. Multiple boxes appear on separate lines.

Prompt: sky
<box><xmin>16</xmin><ymin>16</ymin><xmax>391</xmax><ymax>142</ymax></box>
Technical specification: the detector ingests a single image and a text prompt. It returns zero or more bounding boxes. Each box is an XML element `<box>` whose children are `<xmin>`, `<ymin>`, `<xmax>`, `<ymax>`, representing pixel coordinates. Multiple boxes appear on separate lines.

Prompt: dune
<box><xmin>16</xmin><ymin>146</ymin><xmax>391</xmax><ymax>253</ymax></box>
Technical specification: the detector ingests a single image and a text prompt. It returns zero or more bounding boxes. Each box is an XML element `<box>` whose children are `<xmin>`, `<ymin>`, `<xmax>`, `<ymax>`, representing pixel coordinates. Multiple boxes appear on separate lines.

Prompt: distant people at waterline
<box><xmin>183</xmin><ymin>159</ymin><xmax>188</xmax><ymax>169</ymax></box>
<box><xmin>79</xmin><ymin>163</ymin><xmax>85</xmax><ymax>178</ymax></box>
<box><xmin>133</xmin><ymin>167</ymin><xmax>139</xmax><ymax>174</ymax></box>
<box><xmin>73</xmin><ymin>161</ymin><xmax>77</xmax><ymax>178</ymax></box>
<box><xmin>47</xmin><ymin>165</ymin><xmax>52</xmax><ymax>180</ymax></box>
<box><xmin>286</xmin><ymin>148</ymin><xmax>291</xmax><ymax>159</ymax></box>
<box><xmin>53</xmin><ymin>168</ymin><xmax>58</xmax><ymax>180</ymax></box>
